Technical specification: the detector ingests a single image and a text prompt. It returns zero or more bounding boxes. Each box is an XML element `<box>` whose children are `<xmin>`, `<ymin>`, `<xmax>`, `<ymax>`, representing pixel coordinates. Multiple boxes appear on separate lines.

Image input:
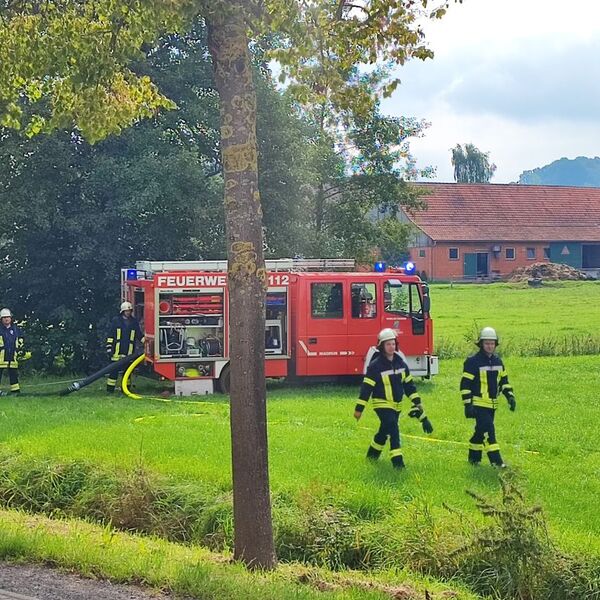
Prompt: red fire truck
<box><xmin>121</xmin><ymin>259</ymin><xmax>438</xmax><ymax>395</ymax></box>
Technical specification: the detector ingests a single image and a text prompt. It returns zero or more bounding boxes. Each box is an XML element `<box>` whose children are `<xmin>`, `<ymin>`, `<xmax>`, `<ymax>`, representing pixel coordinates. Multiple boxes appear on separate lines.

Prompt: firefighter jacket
<box><xmin>460</xmin><ymin>350</ymin><xmax>514</xmax><ymax>410</ymax></box>
<box><xmin>355</xmin><ymin>352</ymin><xmax>423</xmax><ymax>414</ymax></box>
<box><xmin>0</xmin><ymin>323</ymin><xmax>24</xmax><ymax>368</ymax></box>
<box><xmin>106</xmin><ymin>315</ymin><xmax>143</xmax><ymax>360</ymax></box>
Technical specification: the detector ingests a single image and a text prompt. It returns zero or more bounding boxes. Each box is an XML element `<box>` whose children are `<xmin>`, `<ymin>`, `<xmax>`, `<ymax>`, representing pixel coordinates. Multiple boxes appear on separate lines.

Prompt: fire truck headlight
<box><xmin>404</xmin><ymin>261</ymin><xmax>416</xmax><ymax>275</ymax></box>
<box><xmin>374</xmin><ymin>261</ymin><xmax>387</xmax><ymax>272</ymax></box>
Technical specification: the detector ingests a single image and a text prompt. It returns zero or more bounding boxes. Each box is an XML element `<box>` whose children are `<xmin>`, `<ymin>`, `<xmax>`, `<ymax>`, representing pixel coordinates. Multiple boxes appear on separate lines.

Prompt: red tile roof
<box><xmin>407</xmin><ymin>183</ymin><xmax>600</xmax><ymax>242</ymax></box>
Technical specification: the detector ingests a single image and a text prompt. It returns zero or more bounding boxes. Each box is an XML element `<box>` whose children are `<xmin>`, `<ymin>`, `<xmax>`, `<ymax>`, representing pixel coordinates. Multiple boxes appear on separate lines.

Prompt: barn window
<box><xmin>449</xmin><ymin>248</ymin><xmax>459</xmax><ymax>260</ymax></box>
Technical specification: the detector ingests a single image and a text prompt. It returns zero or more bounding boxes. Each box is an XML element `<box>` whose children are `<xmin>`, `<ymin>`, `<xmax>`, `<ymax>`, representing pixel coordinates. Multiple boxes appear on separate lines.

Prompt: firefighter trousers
<box><xmin>106</xmin><ymin>355</ymin><xmax>127</xmax><ymax>393</ymax></box>
<box><xmin>106</xmin><ymin>370</ymin><xmax>123</xmax><ymax>393</ymax></box>
<box><xmin>0</xmin><ymin>367</ymin><xmax>20</xmax><ymax>393</ymax></box>
<box><xmin>469</xmin><ymin>406</ymin><xmax>503</xmax><ymax>465</ymax></box>
<box><xmin>367</xmin><ymin>408</ymin><xmax>404</xmax><ymax>467</ymax></box>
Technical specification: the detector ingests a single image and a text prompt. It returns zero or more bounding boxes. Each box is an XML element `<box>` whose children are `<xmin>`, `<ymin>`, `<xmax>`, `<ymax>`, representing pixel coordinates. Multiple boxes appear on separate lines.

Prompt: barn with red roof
<box><xmin>403</xmin><ymin>183</ymin><xmax>600</xmax><ymax>281</ymax></box>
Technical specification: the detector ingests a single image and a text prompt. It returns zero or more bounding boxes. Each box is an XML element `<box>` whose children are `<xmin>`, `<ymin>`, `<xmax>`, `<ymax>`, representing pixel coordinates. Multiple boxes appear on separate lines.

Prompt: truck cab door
<box><xmin>297</xmin><ymin>280</ymin><xmax>348</xmax><ymax>376</ymax></box>
<box><xmin>347</xmin><ymin>281</ymin><xmax>379</xmax><ymax>375</ymax></box>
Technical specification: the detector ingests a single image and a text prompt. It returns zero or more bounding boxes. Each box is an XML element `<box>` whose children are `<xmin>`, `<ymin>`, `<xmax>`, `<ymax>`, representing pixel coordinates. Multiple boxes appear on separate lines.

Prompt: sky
<box><xmin>382</xmin><ymin>0</ymin><xmax>600</xmax><ymax>183</ymax></box>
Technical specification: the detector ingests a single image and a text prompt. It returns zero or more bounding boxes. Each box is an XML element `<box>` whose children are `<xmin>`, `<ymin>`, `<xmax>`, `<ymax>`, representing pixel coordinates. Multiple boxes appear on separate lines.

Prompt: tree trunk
<box><xmin>206</xmin><ymin>9</ymin><xmax>276</xmax><ymax>570</ymax></box>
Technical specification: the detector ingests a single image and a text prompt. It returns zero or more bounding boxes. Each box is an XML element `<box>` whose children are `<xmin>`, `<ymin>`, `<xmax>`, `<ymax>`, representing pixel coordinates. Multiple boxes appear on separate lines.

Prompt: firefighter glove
<box><xmin>408</xmin><ymin>404</ymin><xmax>424</xmax><ymax>419</ymax></box>
<box><xmin>464</xmin><ymin>404</ymin><xmax>475</xmax><ymax>419</ymax></box>
<box><xmin>508</xmin><ymin>396</ymin><xmax>516</xmax><ymax>412</ymax></box>
<box><xmin>421</xmin><ymin>417</ymin><xmax>434</xmax><ymax>434</ymax></box>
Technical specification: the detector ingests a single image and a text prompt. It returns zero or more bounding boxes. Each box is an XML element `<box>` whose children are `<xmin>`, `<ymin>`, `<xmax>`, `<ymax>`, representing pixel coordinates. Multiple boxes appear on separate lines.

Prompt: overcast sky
<box><xmin>382</xmin><ymin>0</ymin><xmax>600</xmax><ymax>183</ymax></box>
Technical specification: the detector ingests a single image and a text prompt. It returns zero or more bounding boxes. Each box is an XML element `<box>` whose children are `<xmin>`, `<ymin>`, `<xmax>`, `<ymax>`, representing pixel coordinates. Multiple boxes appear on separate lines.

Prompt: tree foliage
<box><xmin>0</xmin><ymin>21</ymin><xmax>315</xmax><ymax>373</ymax></box>
<box><xmin>451</xmin><ymin>143</ymin><xmax>496</xmax><ymax>183</ymax></box>
<box><xmin>0</xmin><ymin>0</ymin><xmax>455</xmax><ymax>570</ymax></box>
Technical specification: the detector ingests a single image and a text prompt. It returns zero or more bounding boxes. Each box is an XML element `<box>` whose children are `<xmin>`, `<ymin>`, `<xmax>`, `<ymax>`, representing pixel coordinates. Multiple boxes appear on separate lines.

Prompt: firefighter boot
<box><xmin>366</xmin><ymin>441</ymin><xmax>383</xmax><ymax>461</ymax></box>
<box><xmin>487</xmin><ymin>445</ymin><xmax>506</xmax><ymax>468</ymax></box>
<box><xmin>106</xmin><ymin>376</ymin><xmax>117</xmax><ymax>394</ymax></box>
<box><xmin>468</xmin><ymin>443</ymin><xmax>484</xmax><ymax>465</ymax></box>
<box><xmin>390</xmin><ymin>449</ymin><xmax>405</xmax><ymax>469</ymax></box>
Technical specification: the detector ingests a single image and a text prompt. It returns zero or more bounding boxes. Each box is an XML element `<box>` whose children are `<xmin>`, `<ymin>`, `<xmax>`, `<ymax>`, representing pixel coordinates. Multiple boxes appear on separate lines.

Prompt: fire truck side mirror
<box><xmin>422</xmin><ymin>286</ymin><xmax>431</xmax><ymax>313</ymax></box>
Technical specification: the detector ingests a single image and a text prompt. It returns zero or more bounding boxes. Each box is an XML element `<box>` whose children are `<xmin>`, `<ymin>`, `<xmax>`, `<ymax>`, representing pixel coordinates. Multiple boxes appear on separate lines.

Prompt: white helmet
<box><xmin>377</xmin><ymin>328</ymin><xmax>397</xmax><ymax>345</ymax></box>
<box><xmin>478</xmin><ymin>326</ymin><xmax>499</xmax><ymax>344</ymax></box>
<box><xmin>0</xmin><ymin>308</ymin><xmax>12</xmax><ymax>318</ymax></box>
<box><xmin>120</xmin><ymin>301</ymin><xmax>133</xmax><ymax>312</ymax></box>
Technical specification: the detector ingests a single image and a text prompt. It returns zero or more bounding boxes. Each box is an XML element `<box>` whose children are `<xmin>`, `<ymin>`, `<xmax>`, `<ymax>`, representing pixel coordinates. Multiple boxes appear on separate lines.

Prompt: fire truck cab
<box><xmin>122</xmin><ymin>259</ymin><xmax>438</xmax><ymax>395</ymax></box>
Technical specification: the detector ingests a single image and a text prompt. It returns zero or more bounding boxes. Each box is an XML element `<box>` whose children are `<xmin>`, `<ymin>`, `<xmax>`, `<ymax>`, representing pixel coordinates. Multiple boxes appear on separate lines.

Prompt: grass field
<box><xmin>431</xmin><ymin>280</ymin><xmax>600</xmax><ymax>357</ymax></box>
<box><xmin>1</xmin><ymin>282</ymin><xmax>600</xmax><ymax>598</ymax></box>
<box><xmin>3</xmin><ymin>356</ymin><xmax>599</xmax><ymax>553</ymax></box>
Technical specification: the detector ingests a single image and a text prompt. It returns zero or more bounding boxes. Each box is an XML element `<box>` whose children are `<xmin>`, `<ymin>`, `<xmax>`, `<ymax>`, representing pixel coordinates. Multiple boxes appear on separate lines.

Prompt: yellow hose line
<box><xmin>357</xmin><ymin>426</ymin><xmax>540</xmax><ymax>455</ymax></box>
<box><xmin>121</xmin><ymin>353</ymin><xmax>145</xmax><ymax>400</ymax></box>
<box><xmin>121</xmin><ymin>355</ymin><xmax>225</xmax><ymax>405</ymax></box>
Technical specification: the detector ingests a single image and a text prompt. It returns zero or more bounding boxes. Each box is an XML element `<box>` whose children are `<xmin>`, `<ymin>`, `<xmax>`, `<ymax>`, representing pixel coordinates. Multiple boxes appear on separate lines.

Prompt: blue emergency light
<box><xmin>404</xmin><ymin>261</ymin><xmax>416</xmax><ymax>275</ymax></box>
<box><xmin>126</xmin><ymin>269</ymin><xmax>138</xmax><ymax>281</ymax></box>
<box><xmin>374</xmin><ymin>261</ymin><xmax>387</xmax><ymax>272</ymax></box>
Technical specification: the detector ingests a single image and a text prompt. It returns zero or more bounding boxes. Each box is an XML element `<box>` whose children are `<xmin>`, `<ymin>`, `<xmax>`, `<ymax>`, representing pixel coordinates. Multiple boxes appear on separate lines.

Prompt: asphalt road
<box><xmin>0</xmin><ymin>563</ymin><xmax>176</xmax><ymax>600</ymax></box>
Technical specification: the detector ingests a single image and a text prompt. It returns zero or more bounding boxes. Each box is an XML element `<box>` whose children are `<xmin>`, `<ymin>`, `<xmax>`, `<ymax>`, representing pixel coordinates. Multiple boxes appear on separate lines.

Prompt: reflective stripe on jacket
<box><xmin>355</xmin><ymin>352</ymin><xmax>421</xmax><ymax>412</ymax></box>
<box><xmin>106</xmin><ymin>316</ymin><xmax>142</xmax><ymax>360</ymax></box>
<box><xmin>460</xmin><ymin>350</ymin><xmax>513</xmax><ymax>409</ymax></box>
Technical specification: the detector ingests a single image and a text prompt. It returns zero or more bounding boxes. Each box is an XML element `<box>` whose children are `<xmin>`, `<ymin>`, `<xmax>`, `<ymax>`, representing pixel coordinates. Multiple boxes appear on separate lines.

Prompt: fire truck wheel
<box><xmin>218</xmin><ymin>364</ymin><xmax>231</xmax><ymax>395</ymax></box>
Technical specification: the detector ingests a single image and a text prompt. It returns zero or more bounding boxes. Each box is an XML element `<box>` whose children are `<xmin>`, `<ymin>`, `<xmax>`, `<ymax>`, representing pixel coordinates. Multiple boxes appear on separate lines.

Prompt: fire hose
<box><xmin>60</xmin><ymin>352</ymin><xmax>143</xmax><ymax>396</ymax></box>
<box><xmin>121</xmin><ymin>353</ymin><xmax>145</xmax><ymax>400</ymax></box>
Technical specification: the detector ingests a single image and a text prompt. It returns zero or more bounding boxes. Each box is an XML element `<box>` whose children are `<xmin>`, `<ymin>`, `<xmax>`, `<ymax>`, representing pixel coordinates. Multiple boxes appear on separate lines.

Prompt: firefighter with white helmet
<box><xmin>354</xmin><ymin>328</ymin><xmax>434</xmax><ymax>469</ymax></box>
<box><xmin>460</xmin><ymin>326</ymin><xmax>516</xmax><ymax>468</ymax></box>
<box><xmin>105</xmin><ymin>301</ymin><xmax>143</xmax><ymax>393</ymax></box>
<box><xmin>0</xmin><ymin>308</ymin><xmax>30</xmax><ymax>394</ymax></box>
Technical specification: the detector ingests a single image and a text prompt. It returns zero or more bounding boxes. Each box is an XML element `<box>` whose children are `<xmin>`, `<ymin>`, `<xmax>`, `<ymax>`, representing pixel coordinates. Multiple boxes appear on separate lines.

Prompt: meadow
<box><xmin>431</xmin><ymin>280</ymin><xmax>600</xmax><ymax>357</ymax></box>
<box><xmin>1</xmin><ymin>281</ymin><xmax>599</xmax><ymax>599</ymax></box>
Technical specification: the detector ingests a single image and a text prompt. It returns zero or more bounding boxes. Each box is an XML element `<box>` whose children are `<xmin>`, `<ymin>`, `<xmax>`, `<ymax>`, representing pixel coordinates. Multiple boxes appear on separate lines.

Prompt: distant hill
<box><xmin>519</xmin><ymin>156</ymin><xmax>600</xmax><ymax>187</ymax></box>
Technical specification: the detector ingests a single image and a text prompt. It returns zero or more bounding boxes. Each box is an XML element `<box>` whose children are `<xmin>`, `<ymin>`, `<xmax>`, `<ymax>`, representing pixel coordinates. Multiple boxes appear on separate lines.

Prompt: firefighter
<box><xmin>354</xmin><ymin>328</ymin><xmax>434</xmax><ymax>469</ymax></box>
<box><xmin>0</xmin><ymin>308</ymin><xmax>29</xmax><ymax>394</ymax></box>
<box><xmin>461</xmin><ymin>326</ymin><xmax>516</xmax><ymax>468</ymax></box>
<box><xmin>105</xmin><ymin>302</ymin><xmax>143</xmax><ymax>393</ymax></box>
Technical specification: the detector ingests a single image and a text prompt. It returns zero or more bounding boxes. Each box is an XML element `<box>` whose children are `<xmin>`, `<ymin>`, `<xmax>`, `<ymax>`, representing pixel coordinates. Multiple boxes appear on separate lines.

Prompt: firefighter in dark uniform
<box><xmin>106</xmin><ymin>302</ymin><xmax>143</xmax><ymax>393</ymax></box>
<box><xmin>354</xmin><ymin>328</ymin><xmax>434</xmax><ymax>469</ymax></box>
<box><xmin>0</xmin><ymin>308</ymin><xmax>30</xmax><ymax>394</ymax></box>
<box><xmin>461</xmin><ymin>327</ymin><xmax>516</xmax><ymax>467</ymax></box>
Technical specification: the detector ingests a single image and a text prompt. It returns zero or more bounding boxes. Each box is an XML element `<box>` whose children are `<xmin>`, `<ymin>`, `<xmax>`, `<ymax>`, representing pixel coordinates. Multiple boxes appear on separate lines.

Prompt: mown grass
<box><xmin>0</xmin><ymin>509</ymin><xmax>481</xmax><ymax>600</ymax></box>
<box><xmin>2</xmin><ymin>354</ymin><xmax>599</xmax><ymax>559</ymax></box>
<box><xmin>2</xmin><ymin>282</ymin><xmax>600</xmax><ymax>597</ymax></box>
<box><xmin>432</xmin><ymin>280</ymin><xmax>600</xmax><ymax>357</ymax></box>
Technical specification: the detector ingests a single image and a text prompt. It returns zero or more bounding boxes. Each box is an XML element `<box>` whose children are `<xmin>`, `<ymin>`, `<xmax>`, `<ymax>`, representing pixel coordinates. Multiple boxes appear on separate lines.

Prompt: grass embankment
<box><xmin>0</xmin><ymin>509</ymin><xmax>480</xmax><ymax>600</ymax></box>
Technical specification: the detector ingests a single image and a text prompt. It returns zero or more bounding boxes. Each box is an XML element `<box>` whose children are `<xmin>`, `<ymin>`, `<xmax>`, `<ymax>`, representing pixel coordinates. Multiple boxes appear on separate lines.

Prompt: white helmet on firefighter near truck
<box><xmin>477</xmin><ymin>326</ymin><xmax>499</xmax><ymax>344</ymax></box>
<box><xmin>377</xmin><ymin>328</ymin><xmax>397</xmax><ymax>345</ymax></box>
<box><xmin>120</xmin><ymin>301</ymin><xmax>133</xmax><ymax>313</ymax></box>
<box><xmin>0</xmin><ymin>308</ymin><xmax>12</xmax><ymax>318</ymax></box>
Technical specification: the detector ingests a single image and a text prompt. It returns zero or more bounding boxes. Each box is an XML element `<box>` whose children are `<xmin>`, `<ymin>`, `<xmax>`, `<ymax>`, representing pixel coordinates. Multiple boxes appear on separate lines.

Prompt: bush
<box><xmin>450</xmin><ymin>474</ymin><xmax>600</xmax><ymax>600</ymax></box>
